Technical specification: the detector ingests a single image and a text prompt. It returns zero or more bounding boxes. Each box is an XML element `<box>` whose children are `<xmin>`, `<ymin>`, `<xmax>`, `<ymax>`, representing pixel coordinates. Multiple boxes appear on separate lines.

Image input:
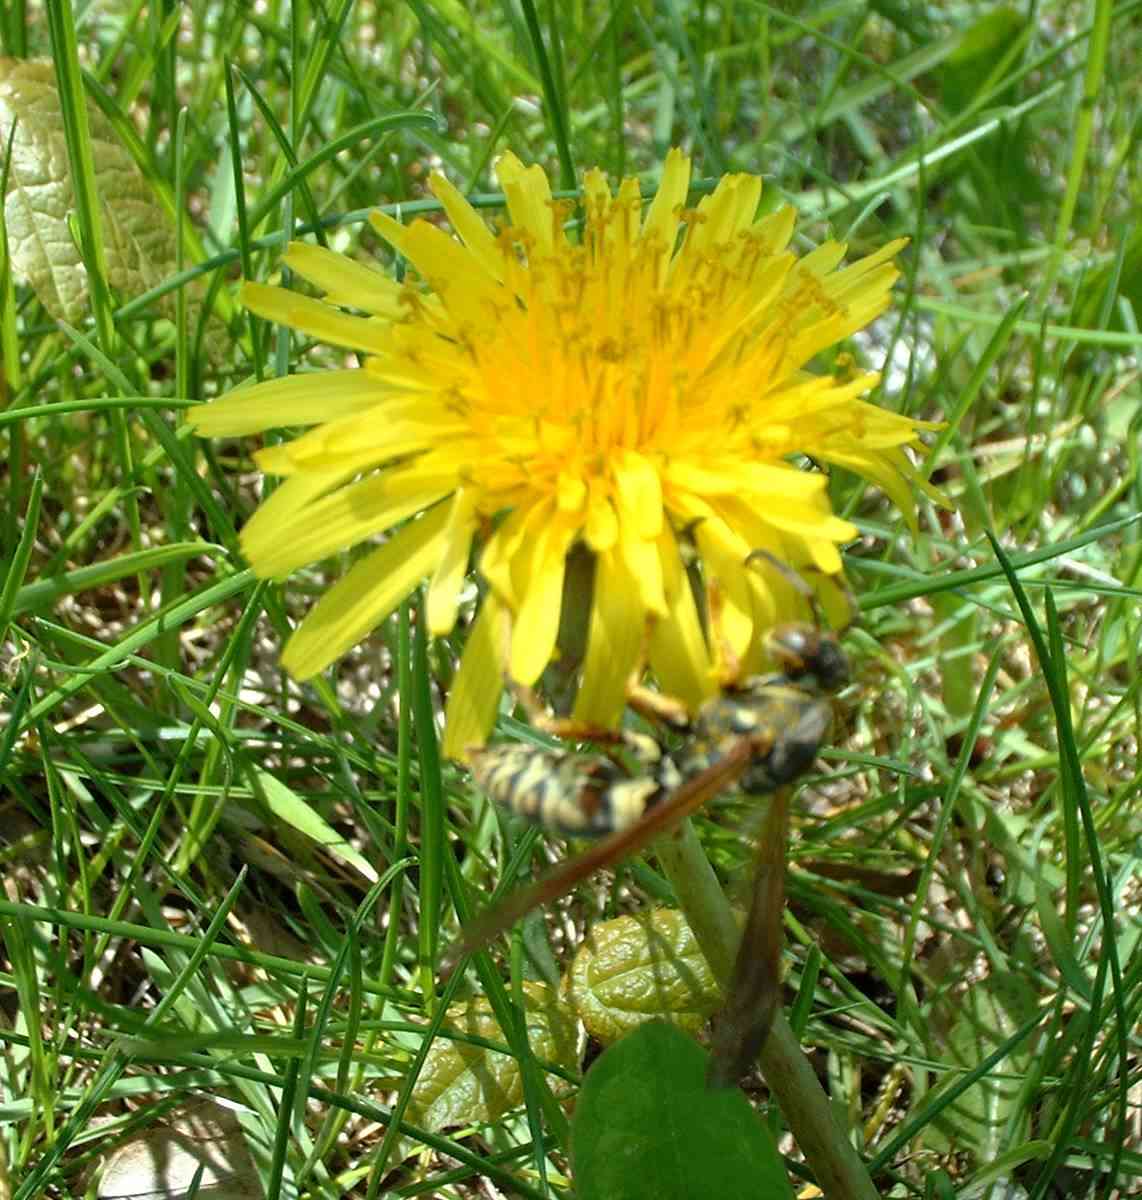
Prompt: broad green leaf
<box><xmin>1074</xmin><ymin>226</ymin><xmax>1142</xmax><ymax>337</ymax></box>
<box><xmin>941</xmin><ymin>8</ymin><xmax>1026</xmax><ymax>113</ymax></box>
<box><xmin>571</xmin><ymin>1021</ymin><xmax>794</xmax><ymax>1200</ymax></box>
<box><xmin>923</xmin><ymin>971</ymin><xmax>1039</xmax><ymax>1160</ymax></box>
<box><xmin>0</xmin><ymin>60</ymin><xmax>191</xmax><ymax>325</ymax></box>
<box><xmin>406</xmin><ymin>983</ymin><xmax>580</xmax><ymax>1139</ymax></box>
<box><xmin>249</xmin><ymin>766</ymin><xmax>379</xmax><ymax>883</ymax></box>
<box><xmin>568</xmin><ymin>909</ymin><xmax>721</xmax><ymax>1042</ymax></box>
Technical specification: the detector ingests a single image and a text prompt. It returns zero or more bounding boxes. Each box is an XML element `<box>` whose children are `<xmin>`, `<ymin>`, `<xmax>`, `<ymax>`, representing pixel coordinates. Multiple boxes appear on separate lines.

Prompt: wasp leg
<box><xmin>533</xmin><ymin>716</ymin><xmax>627</xmax><ymax>743</ymax></box>
<box><xmin>525</xmin><ymin>717</ymin><xmax>668</xmax><ymax>778</ymax></box>
<box><xmin>743</xmin><ymin>549</ymin><xmax>858</xmax><ymax>634</ymax></box>
<box><xmin>743</xmin><ymin>549</ymin><xmax>816</xmax><ymax>598</ymax></box>
<box><xmin>625</xmin><ymin>684</ymin><xmax>693</xmax><ymax>733</ymax></box>
<box><xmin>707</xmin><ymin>785</ymin><xmax>791</xmax><ymax>1088</ymax></box>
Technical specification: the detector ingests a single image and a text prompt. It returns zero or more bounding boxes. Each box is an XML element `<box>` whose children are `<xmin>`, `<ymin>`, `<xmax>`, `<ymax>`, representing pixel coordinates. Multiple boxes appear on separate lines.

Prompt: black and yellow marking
<box><xmin>469</xmin><ymin>743</ymin><xmax>678</xmax><ymax>838</ymax></box>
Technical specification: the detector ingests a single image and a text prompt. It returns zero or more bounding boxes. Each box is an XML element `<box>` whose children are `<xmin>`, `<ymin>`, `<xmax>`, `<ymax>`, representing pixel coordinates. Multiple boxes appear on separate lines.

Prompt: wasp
<box><xmin>452</xmin><ymin>618</ymin><xmax>849</xmax><ymax>1087</ymax></box>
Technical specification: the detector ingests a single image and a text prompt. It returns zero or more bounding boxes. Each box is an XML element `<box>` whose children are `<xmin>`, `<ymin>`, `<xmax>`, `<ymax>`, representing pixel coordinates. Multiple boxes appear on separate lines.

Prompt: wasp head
<box><xmin>765</xmin><ymin>623</ymin><xmax>849</xmax><ymax>692</ymax></box>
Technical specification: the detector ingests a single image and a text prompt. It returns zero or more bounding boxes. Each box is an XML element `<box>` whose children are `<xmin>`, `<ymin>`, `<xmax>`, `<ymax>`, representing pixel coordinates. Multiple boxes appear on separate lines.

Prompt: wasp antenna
<box><xmin>744</xmin><ymin>551</ymin><xmax>859</xmax><ymax>634</ymax></box>
<box><xmin>743</xmin><ymin>548</ymin><xmax>815</xmax><ymax>599</ymax></box>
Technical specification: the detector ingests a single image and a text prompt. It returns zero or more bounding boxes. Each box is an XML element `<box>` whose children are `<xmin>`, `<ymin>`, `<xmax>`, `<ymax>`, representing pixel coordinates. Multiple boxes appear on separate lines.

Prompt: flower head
<box><xmin>189</xmin><ymin>150</ymin><xmax>937</xmax><ymax>757</ymax></box>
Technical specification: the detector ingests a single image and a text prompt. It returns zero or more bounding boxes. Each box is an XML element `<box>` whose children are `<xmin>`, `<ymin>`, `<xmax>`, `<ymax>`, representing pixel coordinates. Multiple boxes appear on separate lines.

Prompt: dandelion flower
<box><xmin>189</xmin><ymin>149</ymin><xmax>938</xmax><ymax>757</ymax></box>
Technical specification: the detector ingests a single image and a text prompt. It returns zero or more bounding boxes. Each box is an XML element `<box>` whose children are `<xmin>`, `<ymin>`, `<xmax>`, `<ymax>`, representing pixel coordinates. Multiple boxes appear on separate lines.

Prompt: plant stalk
<box><xmin>655</xmin><ymin>818</ymin><xmax>879</xmax><ymax>1200</ymax></box>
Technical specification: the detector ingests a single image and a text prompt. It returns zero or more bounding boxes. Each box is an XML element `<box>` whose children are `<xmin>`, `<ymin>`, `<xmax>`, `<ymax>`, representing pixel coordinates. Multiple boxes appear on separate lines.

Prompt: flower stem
<box><xmin>654</xmin><ymin>817</ymin><xmax>879</xmax><ymax>1200</ymax></box>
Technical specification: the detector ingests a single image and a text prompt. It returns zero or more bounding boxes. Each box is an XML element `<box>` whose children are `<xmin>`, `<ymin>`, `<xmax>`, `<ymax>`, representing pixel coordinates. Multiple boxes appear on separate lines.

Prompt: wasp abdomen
<box><xmin>469</xmin><ymin>745</ymin><xmax>667</xmax><ymax>838</ymax></box>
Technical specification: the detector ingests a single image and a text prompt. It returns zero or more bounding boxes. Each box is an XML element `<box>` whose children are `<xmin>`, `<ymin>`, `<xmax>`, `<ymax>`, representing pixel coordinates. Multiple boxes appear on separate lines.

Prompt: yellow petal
<box><xmin>760</xmin><ymin>507</ymin><xmax>857</xmax><ymax>547</ymax></box>
<box><xmin>478</xmin><ymin>506</ymin><xmax>531</xmax><ymax>609</ymax></box>
<box><xmin>827</xmin><ymin>237</ymin><xmax>909</xmax><ymax>289</ymax></box>
<box><xmin>819</xmin><ymin>447</ymin><xmax>924</xmax><ymax>530</ymax></box>
<box><xmin>369</xmin><ymin>212</ymin><xmax>504</xmax><ymax>328</ymax></box>
<box><xmin>428</xmin><ymin>171</ymin><xmax>504</xmax><ymax>282</ymax></box>
<box><xmin>584</xmin><ymin>490</ymin><xmax>618</xmax><ymax>551</ymax></box>
<box><xmin>816</xmin><ymin>571</ymin><xmax>858</xmax><ymax>631</ymax></box>
<box><xmin>666</xmin><ymin>460</ymin><xmax>826</xmax><ymax>502</ymax></box>
<box><xmin>646</xmin><ymin>531</ymin><xmax>715</xmax><ymax>710</ymax></box>
<box><xmin>281</xmin><ymin>503</ymin><xmax>451</xmax><ymax>679</ymax></box>
<box><xmin>581</xmin><ymin>165</ymin><xmax>613</xmax><ymax>218</ymax></box>
<box><xmin>790</xmin><ymin>240</ymin><xmax>847</xmax><ymax>281</ymax></box>
<box><xmin>805</xmin><ymin>538</ymin><xmax>843</xmax><ymax>575</ymax></box>
<box><xmin>557</xmin><ymin>471</ymin><xmax>587</xmax><ymax>514</ymax></box>
<box><xmin>509</xmin><ymin>519</ymin><xmax>577</xmax><ymax>685</ymax></box>
<box><xmin>619</xmin><ymin>529</ymin><xmax>666</xmax><ymax>617</ymax></box>
<box><xmin>426</xmin><ymin>490</ymin><xmax>478</xmax><ymax>636</ymax></box>
<box><xmin>572</xmin><ymin>549</ymin><xmax>646</xmax><ymax>728</ymax></box>
<box><xmin>691</xmin><ymin>172</ymin><xmax>762</xmax><ymax>250</ymax></box>
<box><xmin>241</xmin><ymin>282</ymin><xmax>393</xmax><ymax>354</ymax></box>
<box><xmin>251</xmin><ymin>406</ymin><xmax>445</xmax><ymax>475</ymax></box>
<box><xmin>614</xmin><ymin>450</ymin><xmax>663</xmax><ymax>539</ymax></box>
<box><xmin>442</xmin><ymin>593</ymin><xmax>509</xmax><ymax>759</ymax></box>
<box><xmin>282</xmin><ymin>242</ymin><xmax>405</xmax><ymax>318</ymax></box>
<box><xmin>748</xmin><ymin>204</ymin><xmax>797</xmax><ymax>257</ymax></box>
<box><xmin>641</xmin><ymin>148</ymin><xmax>690</xmax><ymax>252</ymax></box>
<box><xmin>240</xmin><ymin>464</ymin><xmax>361</xmax><ymax>550</ymax></box>
<box><xmin>242</xmin><ymin>473</ymin><xmax>452</xmax><ymax>580</ymax></box>
<box><xmin>693</xmin><ymin>517</ymin><xmax>754</xmax><ymax>668</ymax></box>
<box><xmin>186</xmin><ymin>369</ymin><xmax>382</xmax><ymax>437</ymax></box>
<box><xmin>496</xmin><ymin>151</ymin><xmax>556</xmax><ymax>253</ymax></box>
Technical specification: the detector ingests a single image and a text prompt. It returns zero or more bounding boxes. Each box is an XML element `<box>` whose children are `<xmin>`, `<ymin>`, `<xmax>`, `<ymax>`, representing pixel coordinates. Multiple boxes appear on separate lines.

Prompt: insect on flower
<box><xmin>187</xmin><ymin>148</ymin><xmax>941</xmax><ymax>758</ymax></box>
<box><xmin>447</xmin><ymin>570</ymin><xmax>851</xmax><ymax>1088</ymax></box>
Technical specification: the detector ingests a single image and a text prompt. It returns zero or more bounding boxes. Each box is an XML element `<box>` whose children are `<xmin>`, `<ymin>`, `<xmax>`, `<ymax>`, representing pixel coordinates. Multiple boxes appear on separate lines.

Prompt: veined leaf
<box><xmin>568</xmin><ymin>909</ymin><xmax>721</xmax><ymax>1043</ymax></box>
<box><xmin>405</xmin><ymin>983</ymin><xmax>580</xmax><ymax>1143</ymax></box>
<box><xmin>0</xmin><ymin>59</ymin><xmax>198</xmax><ymax>329</ymax></box>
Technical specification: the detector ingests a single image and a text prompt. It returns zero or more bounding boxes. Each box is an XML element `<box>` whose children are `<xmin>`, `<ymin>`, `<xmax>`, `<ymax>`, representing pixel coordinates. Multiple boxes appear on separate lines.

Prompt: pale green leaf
<box><xmin>0</xmin><ymin>59</ymin><xmax>197</xmax><ymax>329</ymax></box>
<box><xmin>568</xmin><ymin>909</ymin><xmax>721</xmax><ymax>1043</ymax></box>
<box><xmin>406</xmin><ymin>983</ymin><xmax>580</xmax><ymax>1139</ymax></box>
<box><xmin>923</xmin><ymin>970</ymin><xmax>1039</xmax><ymax>1159</ymax></box>
<box><xmin>249</xmin><ymin>766</ymin><xmax>379</xmax><ymax>883</ymax></box>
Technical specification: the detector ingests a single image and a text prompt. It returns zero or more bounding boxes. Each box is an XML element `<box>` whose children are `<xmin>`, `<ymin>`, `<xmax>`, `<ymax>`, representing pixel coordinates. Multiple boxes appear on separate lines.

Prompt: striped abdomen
<box><xmin>469</xmin><ymin>745</ymin><xmax>666</xmax><ymax>837</ymax></box>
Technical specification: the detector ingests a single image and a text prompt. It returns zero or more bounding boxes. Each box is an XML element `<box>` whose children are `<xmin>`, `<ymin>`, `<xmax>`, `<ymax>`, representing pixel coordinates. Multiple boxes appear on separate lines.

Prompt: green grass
<box><xmin>2</xmin><ymin>1</ymin><xmax>1141</xmax><ymax>1197</ymax></box>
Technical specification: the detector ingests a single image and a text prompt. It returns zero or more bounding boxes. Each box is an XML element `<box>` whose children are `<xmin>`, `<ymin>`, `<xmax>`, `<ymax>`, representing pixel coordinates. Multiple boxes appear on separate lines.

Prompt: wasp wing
<box><xmin>706</xmin><ymin>785</ymin><xmax>790</xmax><ymax>1088</ymax></box>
